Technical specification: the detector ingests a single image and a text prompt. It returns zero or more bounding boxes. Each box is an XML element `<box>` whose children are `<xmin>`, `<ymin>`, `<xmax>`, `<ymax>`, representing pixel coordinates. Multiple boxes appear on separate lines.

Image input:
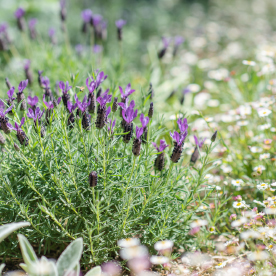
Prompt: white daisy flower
<box><xmin>258</xmin><ymin>123</ymin><xmax>271</xmax><ymax>130</ymax></box>
<box><xmin>117</xmin><ymin>238</ymin><xmax>140</xmax><ymax>248</ymax></box>
<box><xmin>231</xmin><ymin>179</ymin><xmax>243</xmax><ymax>186</ymax></box>
<box><xmin>257</xmin><ymin>183</ymin><xmax>269</xmax><ymax>190</ymax></box>
<box><xmin>239</xmin><ymin>105</ymin><xmax>252</xmax><ymax>116</ymax></box>
<box><xmin>237</xmin><ymin>120</ymin><xmax>248</xmax><ymax>126</ymax></box>
<box><xmin>259</xmin><ymin>153</ymin><xmax>270</xmax><ymax>160</ymax></box>
<box><xmin>257</xmin><ymin>108</ymin><xmax>272</xmax><ymax>117</ymax></box>
<box><xmin>242</xmin><ymin>60</ymin><xmax>256</xmax><ymax>66</ymax></box>
<box><xmin>150</xmin><ymin>256</ymin><xmax>169</xmax><ymax>264</ymax></box>
<box><xmin>240</xmin><ymin>230</ymin><xmax>261</xmax><ymax>240</ymax></box>
<box><xmin>231</xmin><ymin>217</ymin><xmax>247</xmax><ymax>227</ymax></box>
<box><xmin>250</xmin><ymin>146</ymin><xmax>263</xmax><ymax>153</ymax></box>
<box><xmin>270</xmin><ymin>127</ymin><xmax>276</xmax><ymax>132</ymax></box>
<box><xmin>154</xmin><ymin>240</ymin><xmax>173</xmax><ymax>251</ymax></box>
<box><xmin>215</xmin><ymin>261</ymin><xmax>227</xmax><ymax>269</ymax></box>
<box><xmin>253</xmin><ymin>165</ymin><xmax>266</xmax><ymax>172</ymax></box>
<box><xmin>248</xmin><ymin>251</ymin><xmax>269</xmax><ymax>261</ymax></box>
<box><xmin>190</xmin><ymin>219</ymin><xmax>208</xmax><ymax>228</ymax></box>
<box><xmin>232</xmin><ymin>201</ymin><xmax>246</xmax><ymax>208</ymax></box>
<box><xmin>120</xmin><ymin>245</ymin><xmax>148</xmax><ymax>260</ymax></box>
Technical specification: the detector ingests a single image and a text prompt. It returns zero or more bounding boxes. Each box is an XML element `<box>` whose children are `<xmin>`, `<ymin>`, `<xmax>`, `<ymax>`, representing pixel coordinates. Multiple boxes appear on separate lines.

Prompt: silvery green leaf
<box><xmin>0</xmin><ymin>264</ymin><xmax>5</xmax><ymax>275</ymax></box>
<box><xmin>56</xmin><ymin>238</ymin><xmax>83</xmax><ymax>276</ymax></box>
<box><xmin>19</xmin><ymin>263</ymin><xmax>29</xmax><ymax>274</ymax></box>
<box><xmin>85</xmin><ymin>266</ymin><xmax>101</xmax><ymax>276</ymax></box>
<box><xmin>0</xmin><ymin>222</ymin><xmax>30</xmax><ymax>243</ymax></box>
<box><xmin>18</xmin><ymin>234</ymin><xmax>38</xmax><ymax>267</ymax></box>
<box><xmin>64</xmin><ymin>262</ymin><xmax>80</xmax><ymax>276</ymax></box>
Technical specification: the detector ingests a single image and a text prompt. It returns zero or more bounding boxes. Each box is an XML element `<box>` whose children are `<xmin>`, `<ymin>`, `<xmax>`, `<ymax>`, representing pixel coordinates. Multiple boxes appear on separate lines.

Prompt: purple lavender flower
<box><xmin>28</xmin><ymin>18</ymin><xmax>37</xmax><ymax>39</ymax></box>
<box><xmin>93</xmin><ymin>44</ymin><xmax>102</xmax><ymax>53</ymax></box>
<box><xmin>60</xmin><ymin>0</ymin><xmax>66</xmax><ymax>22</ymax></box>
<box><xmin>14</xmin><ymin>8</ymin><xmax>25</xmax><ymax>19</ymax></box>
<box><xmin>173</xmin><ymin>36</ymin><xmax>184</xmax><ymax>57</ymax></box>
<box><xmin>170</xmin><ymin>131</ymin><xmax>187</xmax><ymax>146</ymax></box>
<box><xmin>194</xmin><ymin>135</ymin><xmax>206</xmax><ymax>148</ymax></box>
<box><xmin>140</xmin><ymin>113</ymin><xmax>149</xmax><ymax>129</ymax></box>
<box><xmin>0</xmin><ymin>23</ymin><xmax>8</xmax><ymax>34</ymax></box>
<box><xmin>158</xmin><ymin>37</ymin><xmax>170</xmax><ymax>59</ymax></box>
<box><xmin>67</xmin><ymin>100</ymin><xmax>77</xmax><ymax>113</ymax></box>
<box><xmin>94</xmin><ymin>71</ymin><xmax>107</xmax><ymax>88</ymax></box>
<box><xmin>177</xmin><ymin>118</ymin><xmax>188</xmax><ymax>134</ymax></box>
<box><xmin>152</xmin><ymin>139</ymin><xmax>168</xmax><ymax>152</ymax></box>
<box><xmin>15</xmin><ymin>8</ymin><xmax>25</xmax><ymax>31</ymax></box>
<box><xmin>43</xmin><ymin>95</ymin><xmax>61</xmax><ymax>109</ymax></box>
<box><xmin>27</xmin><ymin>107</ymin><xmax>44</xmax><ymax>123</ymax></box>
<box><xmin>27</xmin><ymin>95</ymin><xmax>38</xmax><ymax>109</ymax></box>
<box><xmin>122</xmin><ymin>107</ymin><xmax>138</xmax><ymax>124</ymax></box>
<box><xmin>67</xmin><ymin>100</ymin><xmax>77</xmax><ymax>129</ymax></box>
<box><xmin>0</xmin><ymin>105</ymin><xmax>13</xmax><ymax>134</ymax></box>
<box><xmin>24</xmin><ymin>59</ymin><xmax>30</xmax><ymax>71</ymax></box>
<box><xmin>10</xmin><ymin>117</ymin><xmax>29</xmax><ymax>146</ymax></box>
<box><xmin>75</xmin><ymin>94</ymin><xmax>91</xmax><ymax>113</ymax></box>
<box><xmin>0</xmin><ymin>106</ymin><xmax>12</xmax><ymax>119</ymax></box>
<box><xmin>0</xmin><ymin>23</ymin><xmax>10</xmax><ymax>45</ymax></box>
<box><xmin>132</xmin><ymin>126</ymin><xmax>143</xmax><ymax>156</ymax></box>
<box><xmin>82</xmin><ymin>9</ymin><xmax>93</xmax><ymax>23</ymax></box>
<box><xmin>7</xmin><ymin>87</ymin><xmax>16</xmax><ymax>102</ymax></box>
<box><xmin>48</xmin><ymin>28</ymin><xmax>56</xmax><ymax>44</ymax></box>
<box><xmin>119</xmin><ymin>84</ymin><xmax>135</xmax><ymax>100</ymax></box>
<box><xmin>115</xmin><ymin>19</ymin><xmax>126</xmax><ymax>41</ymax></box>
<box><xmin>18</xmin><ymin>79</ymin><xmax>28</xmax><ymax>92</ymax></box>
<box><xmin>115</xmin><ymin>19</ymin><xmax>126</xmax><ymax>29</ymax></box>
<box><xmin>135</xmin><ymin>126</ymin><xmax>144</xmax><ymax>140</ymax></box>
<box><xmin>118</xmin><ymin>98</ymin><xmax>135</xmax><ymax>112</ymax></box>
<box><xmin>92</xmin><ymin>14</ymin><xmax>102</xmax><ymax>27</ymax></box>
<box><xmin>190</xmin><ymin>136</ymin><xmax>206</xmax><ymax>164</ymax></box>
<box><xmin>108</xmin><ymin>118</ymin><xmax>116</xmax><ymax>134</ymax></box>
<box><xmin>96</xmin><ymin>90</ymin><xmax>112</xmax><ymax>108</ymax></box>
<box><xmin>86</xmin><ymin>78</ymin><xmax>96</xmax><ymax>94</ymax></box>
<box><xmin>59</xmin><ymin>81</ymin><xmax>72</xmax><ymax>95</ymax></box>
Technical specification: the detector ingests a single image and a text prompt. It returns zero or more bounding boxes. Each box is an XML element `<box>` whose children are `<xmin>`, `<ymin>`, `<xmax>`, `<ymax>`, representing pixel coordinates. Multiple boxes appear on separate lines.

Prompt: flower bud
<box><xmin>82</xmin><ymin>111</ymin><xmax>91</xmax><ymax>131</ymax></box>
<box><xmin>16</xmin><ymin>130</ymin><xmax>29</xmax><ymax>146</ymax></box>
<box><xmin>236</xmin><ymin>195</ymin><xmax>242</xmax><ymax>202</ymax></box>
<box><xmin>112</xmin><ymin>97</ymin><xmax>118</xmax><ymax>112</ymax></box>
<box><xmin>67</xmin><ymin>113</ymin><xmax>75</xmax><ymax>129</ymax></box>
<box><xmin>190</xmin><ymin>147</ymin><xmax>199</xmax><ymax>163</ymax></box>
<box><xmin>170</xmin><ymin>144</ymin><xmax>182</xmax><ymax>163</ymax></box>
<box><xmin>5</xmin><ymin>78</ymin><xmax>12</xmax><ymax>89</ymax></box>
<box><xmin>230</xmin><ymin>214</ymin><xmax>237</xmax><ymax>220</ymax></box>
<box><xmin>89</xmin><ymin>171</ymin><xmax>97</xmax><ymax>187</ymax></box>
<box><xmin>155</xmin><ymin>152</ymin><xmax>165</xmax><ymax>171</ymax></box>
<box><xmin>96</xmin><ymin>106</ymin><xmax>106</xmax><ymax>129</ymax></box>
<box><xmin>142</xmin><ymin>126</ymin><xmax>148</xmax><ymax>144</ymax></box>
<box><xmin>62</xmin><ymin>93</ymin><xmax>70</xmax><ymax>111</ymax></box>
<box><xmin>0</xmin><ymin>117</ymin><xmax>11</xmax><ymax>134</ymax></box>
<box><xmin>123</xmin><ymin>122</ymin><xmax>133</xmax><ymax>143</ymax></box>
<box><xmin>88</xmin><ymin>93</ymin><xmax>96</xmax><ymax>114</ymax></box>
<box><xmin>132</xmin><ymin>138</ymin><xmax>141</xmax><ymax>156</ymax></box>
<box><xmin>148</xmin><ymin>102</ymin><xmax>154</xmax><ymax>118</ymax></box>
<box><xmin>211</xmin><ymin>130</ymin><xmax>217</xmax><ymax>142</ymax></box>
<box><xmin>17</xmin><ymin>92</ymin><xmax>27</xmax><ymax>111</ymax></box>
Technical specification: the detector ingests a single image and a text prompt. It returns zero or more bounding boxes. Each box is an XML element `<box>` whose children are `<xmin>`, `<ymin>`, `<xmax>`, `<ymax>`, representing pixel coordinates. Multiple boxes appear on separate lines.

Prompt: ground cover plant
<box><xmin>2</xmin><ymin>0</ymin><xmax>276</xmax><ymax>275</ymax></box>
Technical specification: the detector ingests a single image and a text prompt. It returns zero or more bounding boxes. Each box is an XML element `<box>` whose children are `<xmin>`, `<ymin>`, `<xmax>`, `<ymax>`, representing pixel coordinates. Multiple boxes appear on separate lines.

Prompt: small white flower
<box><xmin>231</xmin><ymin>217</ymin><xmax>247</xmax><ymax>227</ymax></box>
<box><xmin>248</xmin><ymin>251</ymin><xmax>269</xmax><ymax>261</ymax></box>
<box><xmin>231</xmin><ymin>179</ymin><xmax>243</xmax><ymax>186</ymax></box>
<box><xmin>215</xmin><ymin>261</ymin><xmax>227</xmax><ymax>269</ymax></box>
<box><xmin>271</xmin><ymin>127</ymin><xmax>276</xmax><ymax>132</ymax></box>
<box><xmin>120</xmin><ymin>245</ymin><xmax>148</xmax><ymax>260</ymax></box>
<box><xmin>253</xmin><ymin>200</ymin><xmax>266</xmax><ymax>206</ymax></box>
<box><xmin>190</xmin><ymin>219</ymin><xmax>208</xmax><ymax>228</ymax></box>
<box><xmin>271</xmin><ymin>182</ymin><xmax>276</xmax><ymax>186</ymax></box>
<box><xmin>117</xmin><ymin>238</ymin><xmax>140</xmax><ymax>248</ymax></box>
<box><xmin>150</xmin><ymin>256</ymin><xmax>169</xmax><ymax>264</ymax></box>
<box><xmin>259</xmin><ymin>153</ymin><xmax>270</xmax><ymax>160</ymax></box>
<box><xmin>250</xmin><ymin>146</ymin><xmax>263</xmax><ymax>153</ymax></box>
<box><xmin>154</xmin><ymin>240</ymin><xmax>173</xmax><ymax>251</ymax></box>
<box><xmin>240</xmin><ymin>230</ymin><xmax>261</xmax><ymax>240</ymax></box>
<box><xmin>264</xmin><ymin>207</ymin><xmax>276</xmax><ymax>214</ymax></box>
<box><xmin>257</xmin><ymin>108</ymin><xmax>272</xmax><ymax>117</ymax></box>
<box><xmin>257</xmin><ymin>183</ymin><xmax>269</xmax><ymax>190</ymax></box>
<box><xmin>233</xmin><ymin>201</ymin><xmax>246</xmax><ymax>208</ymax></box>
<box><xmin>253</xmin><ymin>165</ymin><xmax>266</xmax><ymax>171</ymax></box>
<box><xmin>187</xmin><ymin>83</ymin><xmax>201</xmax><ymax>93</ymax></box>
<box><xmin>242</xmin><ymin>60</ymin><xmax>256</xmax><ymax>66</ymax></box>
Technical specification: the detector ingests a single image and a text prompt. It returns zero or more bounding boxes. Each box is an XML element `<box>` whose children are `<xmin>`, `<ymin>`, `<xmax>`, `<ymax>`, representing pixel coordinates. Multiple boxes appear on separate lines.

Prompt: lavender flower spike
<box><xmin>17</xmin><ymin>79</ymin><xmax>28</xmax><ymax>110</ymax></box>
<box><xmin>75</xmin><ymin>95</ymin><xmax>91</xmax><ymax>130</ymax></box>
<box><xmin>27</xmin><ymin>107</ymin><xmax>44</xmax><ymax>123</ymax></box>
<box><xmin>108</xmin><ymin>118</ymin><xmax>116</xmax><ymax>134</ymax></box>
<box><xmin>173</xmin><ymin>36</ymin><xmax>184</xmax><ymax>57</ymax></box>
<box><xmin>177</xmin><ymin>117</ymin><xmax>188</xmax><ymax>134</ymax></box>
<box><xmin>0</xmin><ymin>105</ymin><xmax>13</xmax><ymax>134</ymax></box>
<box><xmin>14</xmin><ymin>8</ymin><xmax>25</xmax><ymax>31</ymax></box>
<box><xmin>140</xmin><ymin>113</ymin><xmax>149</xmax><ymax>143</ymax></box>
<box><xmin>170</xmin><ymin>131</ymin><xmax>187</xmax><ymax>163</ymax></box>
<box><xmin>158</xmin><ymin>37</ymin><xmax>170</xmax><ymax>59</ymax></box>
<box><xmin>86</xmin><ymin>78</ymin><xmax>96</xmax><ymax>114</ymax></box>
<box><xmin>12</xmin><ymin>117</ymin><xmax>29</xmax><ymax>146</ymax></box>
<box><xmin>28</xmin><ymin>18</ymin><xmax>37</xmax><ymax>39</ymax></box>
<box><xmin>96</xmin><ymin>90</ymin><xmax>112</xmax><ymax>129</ymax></box>
<box><xmin>18</xmin><ymin>79</ymin><xmax>28</xmax><ymax>92</ymax></box>
<box><xmin>119</xmin><ymin>84</ymin><xmax>135</xmax><ymax>100</ymax></box>
<box><xmin>7</xmin><ymin>87</ymin><xmax>16</xmax><ymax>112</ymax></box>
<box><xmin>190</xmin><ymin>135</ymin><xmax>206</xmax><ymax>164</ymax></box>
<box><xmin>122</xmin><ymin>107</ymin><xmax>138</xmax><ymax>124</ymax></box>
<box><xmin>122</xmin><ymin>106</ymin><xmax>138</xmax><ymax>143</ymax></box>
<box><xmin>152</xmin><ymin>139</ymin><xmax>168</xmax><ymax>171</ymax></box>
<box><xmin>27</xmin><ymin>95</ymin><xmax>39</xmax><ymax>111</ymax></box>
<box><xmin>95</xmin><ymin>71</ymin><xmax>107</xmax><ymax>89</ymax></box>
<box><xmin>67</xmin><ymin>100</ymin><xmax>78</xmax><ymax>129</ymax></box>
<box><xmin>115</xmin><ymin>19</ymin><xmax>126</xmax><ymax>41</ymax></box>
<box><xmin>81</xmin><ymin>9</ymin><xmax>92</xmax><ymax>33</ymax></box>
<box><xmin>59</xmin><ymin>81</ymin><xmax>72</xmax><ymax>109</ymax></box>
<box><xmin>132</xmin><ymin>126</ymin><xmax>144</xmax><ymax>156</ymax></box>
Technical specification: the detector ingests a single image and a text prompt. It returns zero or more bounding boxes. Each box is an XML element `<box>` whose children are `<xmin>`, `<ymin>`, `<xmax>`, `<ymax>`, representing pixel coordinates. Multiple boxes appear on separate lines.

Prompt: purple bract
<box><xmin>119</xmin><ymin>83</ymin><xmax>135</xmax><ymax>99</ymax></box>
<box><xmin>152</xmin><ymin>139</ymin><xmax>168</xmax><ymax>152</ymax></box>
<box><xmin>122</xmin><ymin>107</ymin><xmax>138</xmax><ymax>124</ymax></box>
<box><xmin>27</xmin><ymin>95</ymin><xmax>38</xmax><ymax>107</ymax></box>
<box><xmin>115</xmin><ymin>19</ymin><xmax>126</xmax><ymax>29</ymax></box>
<box><xmin>59</xmin><ymin>81</ymin><xmax>72</xmax><ymax>94</ymax></box>
<box><xmin>18</xmin><ymin>80</ymin><xmax>28</xmax><ymax>92</ymax></box>
<box><xmin>170</xmin><ymin>131</ymin><xmax>187</xmax><ymax>146</ymax></box>
<box><xmin>194</xmin><ymin>135</ymin><xmax>206</xmax><ymax>148</ymax></box>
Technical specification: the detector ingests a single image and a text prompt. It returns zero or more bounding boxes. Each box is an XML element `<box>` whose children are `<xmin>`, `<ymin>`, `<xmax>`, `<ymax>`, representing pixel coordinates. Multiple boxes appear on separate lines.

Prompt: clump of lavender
<box><xmin>121</xmin><ymin>104</ymin><xmax>138</xmax><ymax>143</ymax></box>
<box><xmin>27</xmin><ymin>107</ymin><xmax>45</xmax><ymax>137</ymax></box>
<box><xmin>152</xmin><ymin>140</ymin><xmax>168</xmax><ymax>171</ymax></box>
<box><xmin>11</xmin><ymin>117</ymin><xmax>29</xmax><ymax>146</ymax></box>
<box><xmin>86</xmin><ymin>78</ymin><xmax>96</xmax><ymax>114</ymax></box>
<box><xmin>81</xmin><ymin>9</ymin><xmax>93</xmax><ymax>33</ymax></box>
<box><xmin>17</xmin><ymin>80</ymin><xmax>28</xmax><ymax>111</ymax></box>
<box><xmin>0</xmin><ymin>104</ymin><xmax>13</xmax><ymax>134</ymax></box>
<box><xmin>119</xmin><ymin>84</ymin><xmax>135</xmax><ymax>116</ymax></box>
<box><xmin>75</xmin><ymin>95</ymin><xmax>91</xmax><ymax>130</ymax></box>
<box><xmin>24</xmin><ymin>60</ymin><xmax>33</xmax><ymax>85</ymax></box>
<box><xmin>6</xmin><ymin>87</ymin><xmax>16</xmax><ymax>114</ymax></box>
<box><xmin>28</xmin><ymin>18</ymin><xmax>37</xmax><ymax>40</ymax></box>
<box><xmin>170</xmin><ymin>131</ymin><xmax>187</xmax><ymax>163</ymax></box>
<box><xmin>27</xmin><ymin>95</ymin><xmax>39</xmax><ymax>112</ymax></box>
<box><xmin>115</xmin><ymin>19</ymin><xmax>126</xmax><ymax>41</ymax></box>
<box><xmin>14</xmin><ymin>7</ymin><xmax>25</xmax><ymax>32</ymax></box>
<box><xmin>96</xmin><ymin>90</ymin><xmax>112</xmax><ymax>129</ymax></box>
<box><xmin>59</xmin><ymin>81</ymin><xmax>72</xmax><ymax>110</ymax></box>
<box><xmin>173</xmin><ymin>36</ymin><xmax>184</xmax><ymax>57</ymax></box>
<box><xmin>140</xmin><ymin>113</ymin><xmax>149</xmax><ymax>143</ymax></box>
<box><xmin>148</xmin><ymin>102</ymin><xmax>154</xmax><ymax>118</ymax></box>
<box><xmin>190</xmin><ymin>136</ymin><xmax>206</xmax><ymax>164</ymax></box>
<box><xmin>67</xmin><ymin>100</ymin><xmax>77</xmax><ymax>129</ymax></box>
<box><xmin>158</xmin><ymin>37</ymin><xmax>170</xmax><ymax>59</ymax></box>
<box><xmin>132</xmin><ymin>126</ymin><xmax>143</xmax><ymax>156</ymax></box>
